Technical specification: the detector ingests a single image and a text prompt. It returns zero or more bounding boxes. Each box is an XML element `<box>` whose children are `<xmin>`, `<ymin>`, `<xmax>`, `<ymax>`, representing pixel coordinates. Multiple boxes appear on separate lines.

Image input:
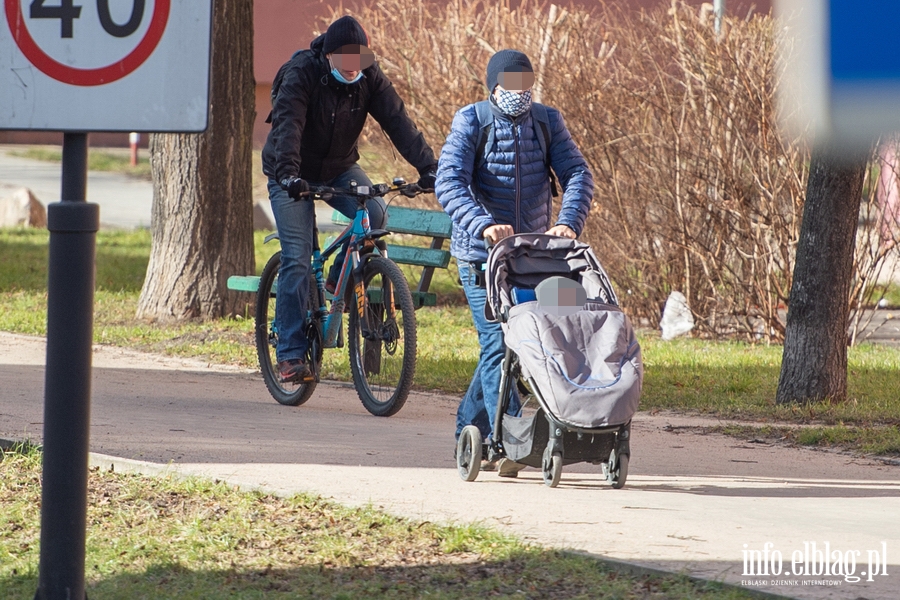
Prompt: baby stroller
<box><xmin>455</xmin><ymin>234</ymin><xmax>643</xmax><ymax>488</ymax></box>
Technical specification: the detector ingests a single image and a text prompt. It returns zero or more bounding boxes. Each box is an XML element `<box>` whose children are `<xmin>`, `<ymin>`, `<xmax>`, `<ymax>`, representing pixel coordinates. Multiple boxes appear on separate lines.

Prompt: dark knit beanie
<box><xmin>323</xmin><ymin>16</ymin><xmax>369</xmax><ymax>55</ymax></box>
<box><xmin>485</xmin><ymin>49</ymin><xmax>533</xmax><ymax>92</ymax></box>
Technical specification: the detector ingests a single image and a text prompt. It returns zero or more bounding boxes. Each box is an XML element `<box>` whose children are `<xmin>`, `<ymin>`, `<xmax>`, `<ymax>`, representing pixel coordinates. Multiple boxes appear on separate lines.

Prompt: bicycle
<box><xmin>255</xmin><ymin>177</ymin><xmax>430</xmax><ymax>416</ymax></box>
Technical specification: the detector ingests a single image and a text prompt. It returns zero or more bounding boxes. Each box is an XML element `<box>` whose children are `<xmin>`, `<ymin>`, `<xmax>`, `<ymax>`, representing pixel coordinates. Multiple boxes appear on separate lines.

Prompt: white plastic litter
<box><xmin>660</xmin><ymin>291</ymin><xmax>694</xmax><ymax>340</ymax></box>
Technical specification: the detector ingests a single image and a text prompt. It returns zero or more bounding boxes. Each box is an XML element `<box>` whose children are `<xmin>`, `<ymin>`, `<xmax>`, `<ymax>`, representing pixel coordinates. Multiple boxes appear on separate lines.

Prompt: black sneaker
<box><xmin>278</xmin><ymin>359</ymin><xmax>312</xmax><ymax>383</ymax></box>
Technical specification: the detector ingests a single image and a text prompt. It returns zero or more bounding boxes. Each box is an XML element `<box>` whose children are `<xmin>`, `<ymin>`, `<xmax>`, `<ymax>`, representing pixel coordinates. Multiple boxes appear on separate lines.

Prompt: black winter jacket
<box><xmin>262</xmin><ymin>35</ymin><xmax>437</xmax><ymax>184</ymax></box>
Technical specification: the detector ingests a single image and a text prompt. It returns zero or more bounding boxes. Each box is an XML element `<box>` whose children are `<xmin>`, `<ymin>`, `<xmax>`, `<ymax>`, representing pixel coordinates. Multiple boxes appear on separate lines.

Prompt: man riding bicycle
<box><xmin>262</xmin><ymin>15</ymin><xmax>438</xmax><ymax>383</ymax></box>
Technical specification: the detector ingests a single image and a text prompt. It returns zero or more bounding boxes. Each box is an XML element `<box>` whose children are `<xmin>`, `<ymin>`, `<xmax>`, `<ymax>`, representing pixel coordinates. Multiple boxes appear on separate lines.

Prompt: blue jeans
<box><xmin>456</xmin><ymin>262</ymin><xmax>521</xmax><ymax>441</ymax></box>
<box><xmin>267</xmin><ymin>165</ymin><xmax>386</xmax><ymax>362</ymax></box>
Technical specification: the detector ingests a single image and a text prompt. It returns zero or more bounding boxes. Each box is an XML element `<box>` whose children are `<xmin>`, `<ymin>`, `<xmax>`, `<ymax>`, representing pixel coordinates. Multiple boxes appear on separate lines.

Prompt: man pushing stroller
<box><xmin>436</xmin><ymin>49</ymin><xmax>594</xmax><ymax>476</ymax></box>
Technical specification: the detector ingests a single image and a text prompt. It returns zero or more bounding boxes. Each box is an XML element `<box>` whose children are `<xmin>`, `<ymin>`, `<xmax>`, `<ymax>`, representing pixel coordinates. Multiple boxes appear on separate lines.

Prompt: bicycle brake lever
<box><xmin>400</xmin><ymin>184</ymin><xmax>420</xmax><ymax>198</ymax></box>
<box><xmin>310</xmin><ymin>186</ymin><xmax>333</xmax><ymax>201</ymax></box>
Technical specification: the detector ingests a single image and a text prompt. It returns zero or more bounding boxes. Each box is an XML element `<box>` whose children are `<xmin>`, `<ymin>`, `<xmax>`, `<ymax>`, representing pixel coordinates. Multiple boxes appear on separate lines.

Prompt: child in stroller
<box><xmin>455</xmin><ymin>234</ymin><xmax>643</xmax><ymax>487</ymax></box>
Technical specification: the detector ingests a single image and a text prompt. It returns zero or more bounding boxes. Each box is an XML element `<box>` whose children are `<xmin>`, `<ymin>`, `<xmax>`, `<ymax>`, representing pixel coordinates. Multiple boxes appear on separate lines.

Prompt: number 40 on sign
<box><xmin>30</xmin><ymin>0</ymin><xmax>147</xmax><ymax>39</ymax></box>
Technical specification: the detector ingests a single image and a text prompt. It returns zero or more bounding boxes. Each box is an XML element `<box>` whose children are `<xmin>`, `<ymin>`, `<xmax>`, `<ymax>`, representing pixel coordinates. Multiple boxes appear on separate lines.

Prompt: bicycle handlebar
<box><xmin>297</xmin><ymin>181</ymin><xmax>433</xmax><ymax>201</ymax></box>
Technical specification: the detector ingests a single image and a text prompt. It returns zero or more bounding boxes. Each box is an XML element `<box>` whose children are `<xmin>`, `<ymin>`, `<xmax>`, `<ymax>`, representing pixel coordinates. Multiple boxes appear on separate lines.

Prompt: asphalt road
<box><xmin>0</xmin><ymin>145</ymin><xmax>340</xmax><ymax>231</ymax></box>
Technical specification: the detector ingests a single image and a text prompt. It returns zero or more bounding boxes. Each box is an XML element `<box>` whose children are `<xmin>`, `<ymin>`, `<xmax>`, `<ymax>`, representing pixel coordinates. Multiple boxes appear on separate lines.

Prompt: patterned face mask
<box><xmin>494</xmin><ymin>87</ymin><xmax>533</xmax><ymax>117</ymax></box>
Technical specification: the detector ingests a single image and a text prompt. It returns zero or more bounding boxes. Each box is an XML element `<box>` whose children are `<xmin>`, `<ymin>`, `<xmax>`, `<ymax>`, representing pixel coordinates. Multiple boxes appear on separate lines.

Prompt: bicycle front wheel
<box><xmin>348</xmin><ymin>256</ymin><xmax>417</xmax><ymax>416</ymax></box>
<box><xmin>255</xmin><ymin>252</ymin><xmax>320</xmax><ymax>406</ymax></box>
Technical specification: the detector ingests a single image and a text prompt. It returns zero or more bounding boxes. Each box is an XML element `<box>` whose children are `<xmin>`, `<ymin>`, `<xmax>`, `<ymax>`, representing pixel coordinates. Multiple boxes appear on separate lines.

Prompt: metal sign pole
<box><xmin>714</xmin><ymin>0</ymin><xmax>726</xmax><ymax>35</ymax></box>
<box><xmin>34</xmin><ymin>132</ymin><xmax>98</xmax><ymax>600</ymax></box>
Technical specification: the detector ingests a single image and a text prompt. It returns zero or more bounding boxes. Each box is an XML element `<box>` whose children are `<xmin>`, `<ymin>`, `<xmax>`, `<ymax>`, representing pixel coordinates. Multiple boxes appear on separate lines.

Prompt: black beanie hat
<box><xmin>323</xmin><ymin>16</ymin><xmax>370</xmax><ymax>55</ymax></box>
<box><xmin>485</xmin><ymin>49</ymin><xmax>533</xmax><ymax>92</ymax></box>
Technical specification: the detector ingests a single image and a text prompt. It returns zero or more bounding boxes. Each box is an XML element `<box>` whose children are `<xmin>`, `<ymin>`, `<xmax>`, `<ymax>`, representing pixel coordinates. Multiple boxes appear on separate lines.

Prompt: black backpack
<box><xmin>265</xmin><ymin>49</ymin><xmax>315</xmax><ymax>124</ymax></box>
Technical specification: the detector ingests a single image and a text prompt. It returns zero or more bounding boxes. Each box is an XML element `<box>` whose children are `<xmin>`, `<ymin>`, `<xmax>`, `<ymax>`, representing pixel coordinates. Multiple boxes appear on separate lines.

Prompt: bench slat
<box><xmin>227</xmin><ymin>275</ymin><xmax>260</xmax><ymax>293</ymax></box>
<box><xmin>331</xmin><ymin>211</ymin><xmax>351</xmax><ymax>225</ymax></box>
<box><xmin>368</xmin><ymin>287</ymin><xmax>436</xmax><ymax>308</ymax></box>
<box><xmin>228</xmin><ymin>275</ymin><xmax>435</xmax><ymax>308</ymax></box>
<box><xmin>331</xmin><ymin>206</ymin><xmax>451</xmax><ymax>239</ymax></box>
<box><xmin>384</xmin><ymin>244</ymin><xmax>450</xmax><ymax>269</ymax></box>
<box><xmin>385</xmin><ymin>206</ymin><xmax>452</xmax><ymax>237</ymax></box>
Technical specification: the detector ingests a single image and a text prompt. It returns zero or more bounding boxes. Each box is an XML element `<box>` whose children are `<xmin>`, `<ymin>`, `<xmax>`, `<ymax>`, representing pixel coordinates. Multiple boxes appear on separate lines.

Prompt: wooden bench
<box><xmin>227</xmin><ymin>205</ymin><xmax>453</xmax><ymax>309</ymax></box>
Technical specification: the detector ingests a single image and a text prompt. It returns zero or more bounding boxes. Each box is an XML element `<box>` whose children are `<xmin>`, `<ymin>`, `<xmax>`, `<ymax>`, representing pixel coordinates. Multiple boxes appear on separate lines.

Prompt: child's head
<box><xmin>536</xmin><ymin>276</ymin><xmax>586</xmax><ymax>316</ymax></box>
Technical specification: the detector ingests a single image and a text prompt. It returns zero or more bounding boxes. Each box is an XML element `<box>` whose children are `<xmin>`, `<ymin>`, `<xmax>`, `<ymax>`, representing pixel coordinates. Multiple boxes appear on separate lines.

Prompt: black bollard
<box><xmin>34</xmin><ymin>132</ymin><xmax>98</xmax><ymax>600</ymax></box>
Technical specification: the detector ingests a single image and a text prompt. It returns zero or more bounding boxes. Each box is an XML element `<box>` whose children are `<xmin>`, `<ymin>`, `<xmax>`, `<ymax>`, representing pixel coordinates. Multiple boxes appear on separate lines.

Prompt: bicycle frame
<box><xmin>310</xmin><ymin>196</ymin><xmax>395</xmax><ymax>349</ymax></box>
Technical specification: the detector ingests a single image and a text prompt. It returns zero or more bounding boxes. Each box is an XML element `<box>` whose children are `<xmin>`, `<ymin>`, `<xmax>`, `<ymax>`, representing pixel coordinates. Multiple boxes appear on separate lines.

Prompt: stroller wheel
<box><xmin>457</xmin><ymin>426</ymin><xmax>482</xmax><ymax>482</ymax></box>
<box><xmin>541</xmin><ymin>447</ymin><xmax>562</xmax><ymax>488</ymax></box>
<box><xmin>608</xmin><ymin>449</ymin><xmax>629</xmax><ymax>489</ymax></box>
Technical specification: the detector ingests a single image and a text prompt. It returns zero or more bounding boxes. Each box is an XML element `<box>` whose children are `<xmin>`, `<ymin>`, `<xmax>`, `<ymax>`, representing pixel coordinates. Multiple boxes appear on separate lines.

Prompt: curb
<box><xmin>2</xmin><ymin>438</ymin><xmax>793</xmax><ymax>599</ymax></box>
<box><xmin>566</xmin><ymin>551</ymin><xmax>791</xmax><ymax>600</ymax></box>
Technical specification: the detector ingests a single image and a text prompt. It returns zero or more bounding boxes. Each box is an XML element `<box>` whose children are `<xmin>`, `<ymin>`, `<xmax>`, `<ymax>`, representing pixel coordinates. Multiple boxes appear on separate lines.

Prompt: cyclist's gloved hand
<box><xmin>416</xmin><ymin>170</ymin><xmax>437</xmax><ymax>191</ymax></box>
<box><xmin>281</xmin><ymin>177</ymin><xmax>310</xmax><ymax>199</ymax></box>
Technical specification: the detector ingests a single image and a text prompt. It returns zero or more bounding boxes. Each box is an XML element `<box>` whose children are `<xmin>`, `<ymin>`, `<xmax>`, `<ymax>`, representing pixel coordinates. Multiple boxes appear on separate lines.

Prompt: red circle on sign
<box><xmin>5</xmin><ymin>0</ymin><xmax>170</xmax><ymax>86</ymax></box>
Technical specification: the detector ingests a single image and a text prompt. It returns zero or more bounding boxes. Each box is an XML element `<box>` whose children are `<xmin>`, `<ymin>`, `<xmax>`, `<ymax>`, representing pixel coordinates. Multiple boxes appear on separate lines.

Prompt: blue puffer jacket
<box><xmin>436</xmin><ymin>101</ymin><xmax>593</xmax><ymax>263</ymax></box>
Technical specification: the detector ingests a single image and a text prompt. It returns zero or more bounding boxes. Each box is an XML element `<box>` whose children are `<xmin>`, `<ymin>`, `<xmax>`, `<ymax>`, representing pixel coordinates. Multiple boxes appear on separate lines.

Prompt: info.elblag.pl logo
<box><xmin>741</xmin><ymin>541</ymin><xmax>889</xmax><ymax>586</ymax></box>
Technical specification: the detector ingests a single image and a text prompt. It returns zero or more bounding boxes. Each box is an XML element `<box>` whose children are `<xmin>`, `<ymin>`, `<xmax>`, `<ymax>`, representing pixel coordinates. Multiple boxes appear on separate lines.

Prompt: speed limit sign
<box><xmin>0</xmin><ymin>0</ymin><xmax>212</xmax><ymax>132</ymax></box>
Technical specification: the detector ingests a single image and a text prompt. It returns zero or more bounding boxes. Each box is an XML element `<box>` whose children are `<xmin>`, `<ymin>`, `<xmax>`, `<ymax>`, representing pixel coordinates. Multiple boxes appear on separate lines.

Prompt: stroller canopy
<box><xmin>484</xmin><ymin>234</ymin><xmax>618</xmax><ymax>322</ymax></box>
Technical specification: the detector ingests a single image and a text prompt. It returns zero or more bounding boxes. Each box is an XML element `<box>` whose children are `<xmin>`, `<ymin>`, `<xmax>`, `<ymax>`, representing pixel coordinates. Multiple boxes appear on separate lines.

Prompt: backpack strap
<box><xmin>531</xmin><ymin>103</ymin><xmax>551</xmax><ymax>161</ymax></box>
<box><xmin>473</xmin><ymin>100</ymin><xmax>494</xmax><ymax>169</ymax></box>
<box><xmin>531</xmin><ymin>103</ymin><xmax>559</xmax><ymax>198</ymax></box>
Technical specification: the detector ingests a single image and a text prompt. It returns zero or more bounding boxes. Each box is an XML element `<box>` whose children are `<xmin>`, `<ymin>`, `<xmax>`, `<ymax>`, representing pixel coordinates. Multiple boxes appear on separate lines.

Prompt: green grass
<box><xmin>638</xmin><ymin>335</ymin><xmax>900</xmax><ymax>429</ymax></box>
<box><xmin>0</xmin><ymin>444</ymin><xmax>755</xmax><ymax>600</ymax></box>
<box><xmin>7</xmin><ymin>146</ymin><xmax>152</xmax><ymax>179</ymax></box>
<box><xmin>2</xmin><ymin>226</ymin><xmax>900</xmax><ymax>456</ymax></box>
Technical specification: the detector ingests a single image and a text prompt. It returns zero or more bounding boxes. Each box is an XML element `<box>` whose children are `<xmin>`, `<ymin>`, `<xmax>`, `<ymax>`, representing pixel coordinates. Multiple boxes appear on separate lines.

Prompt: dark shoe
<box><xmin>325</xmin><ymin>263</ymin><xmax>341</xmax><ymax>295</ymax></box>
<box><xmin>498</xmin><ymin>458</ymin><xmax>527</xmax><ymax>478</ymax></box>
<box><xmin>278</xmin><ymin>359</ymin><xmax>312</xmax><ymax>383</ymax></box>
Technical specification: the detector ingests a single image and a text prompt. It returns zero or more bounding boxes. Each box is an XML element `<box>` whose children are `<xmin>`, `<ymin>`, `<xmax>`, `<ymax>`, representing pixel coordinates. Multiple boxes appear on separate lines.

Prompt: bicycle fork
<box><xmin>324</xmin><ymin>250</ymin><xmax>367</xmax><ymax>348</ymax></box>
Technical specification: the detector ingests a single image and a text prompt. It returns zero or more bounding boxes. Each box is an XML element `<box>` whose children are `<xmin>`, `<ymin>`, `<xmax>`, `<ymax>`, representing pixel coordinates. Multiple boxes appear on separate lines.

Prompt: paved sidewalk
<box><xmin>1</xmin><ymin>332</ymin><xmax>897</xmax><ymax>600</ymax></box>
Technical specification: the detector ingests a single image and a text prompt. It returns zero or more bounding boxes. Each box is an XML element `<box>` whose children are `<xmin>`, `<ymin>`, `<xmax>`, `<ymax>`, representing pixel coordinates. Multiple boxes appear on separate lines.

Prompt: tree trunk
<box><xmin>775</xmin><ymin>146</ymin><xmax>868</xmax><ymax>404</ymax></box>
<box><xmin>137</xmin><ymin>0</ymin><xmax>255</xmax><ymax>321</ymax></box>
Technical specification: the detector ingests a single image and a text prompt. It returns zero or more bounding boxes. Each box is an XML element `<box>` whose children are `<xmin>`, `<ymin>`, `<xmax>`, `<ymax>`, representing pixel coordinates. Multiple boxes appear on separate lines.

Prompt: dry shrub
<box><xmin>558</xmin><ymin>3</ymin><xmax>804</xmax><ymax>340</ymax></box>
<box><xmin>322</xmin><ymin>0</ymin><xmax>897</xmax><ymax>342</ymax></box>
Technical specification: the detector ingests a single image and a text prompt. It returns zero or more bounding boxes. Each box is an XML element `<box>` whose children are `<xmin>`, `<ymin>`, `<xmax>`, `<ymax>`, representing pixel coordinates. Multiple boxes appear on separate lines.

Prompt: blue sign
<box><xmin>777</xmin><ymin>0</ymin><xmax>900</xmax><ymax>149</ymax></box>
<box><xmin>830</xmin><ymin>0</ymin><xmax>900</xmax><ymax>82</ymax></box>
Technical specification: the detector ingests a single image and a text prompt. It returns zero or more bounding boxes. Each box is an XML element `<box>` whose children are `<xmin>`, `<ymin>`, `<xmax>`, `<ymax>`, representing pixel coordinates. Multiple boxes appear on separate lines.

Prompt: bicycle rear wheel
<box><xmin>348</xmin><ymin>256</ymin><xmax>417</xmax><ymax>416</ymax></box>
<box><xmin>255</xmin><ymin>252</ymin><xmax>321</xmax><ymax>406</ymax></box>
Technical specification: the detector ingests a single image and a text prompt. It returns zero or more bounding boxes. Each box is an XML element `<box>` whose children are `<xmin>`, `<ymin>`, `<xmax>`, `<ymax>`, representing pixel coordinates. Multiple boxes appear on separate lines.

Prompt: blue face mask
<box><xmin>329</xmin><ymin>57</ymin><xmax>363</xmax><ymax>85</ymax></box>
